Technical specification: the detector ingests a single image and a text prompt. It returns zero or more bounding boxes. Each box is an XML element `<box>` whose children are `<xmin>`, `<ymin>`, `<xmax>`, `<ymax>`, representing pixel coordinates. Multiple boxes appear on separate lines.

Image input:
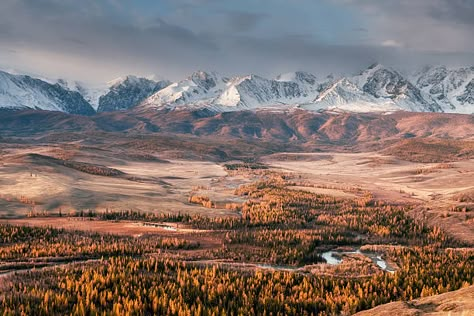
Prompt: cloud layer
<box><xmin>0</xmin><ymin>0</ymin><xmax>472</xmax><ymax>84</ymax></box>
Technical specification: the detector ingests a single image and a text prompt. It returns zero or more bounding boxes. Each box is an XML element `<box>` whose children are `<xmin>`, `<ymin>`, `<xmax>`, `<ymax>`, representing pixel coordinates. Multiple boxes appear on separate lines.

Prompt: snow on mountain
<box><xmin>140</xmin><ymin>66</ymin><xmax>439</xmax><ymax>113</ymax></box>
<box><xmin>97</xmin><ymin>76</ymin><xmax>170</xmax><ymax>112</ymax></box>
<box><xmin>413</xmin><ymin>66</ymin><xmax>474</xmax><ymax>114</ymax></box>
<box><xmin>55</xmin><ymin>75</ymin><xmax>171</xmax><ymax>112</ymax></box>
<box><xmin>301</xmin><ymin>78</ymin><xmax>401</xmax><ymax>112</ymax></box>
<box><xmin>352</xmin><ymin>63</ymin><xmax>440</xmax><ymax>112</ymax></box>
<box><xmin>142</xmin><ymin>71</ymin><xmax>322</xmax><ymax>112</ymax></box>
<box><xmin>140</xmin><ymin>64</ymin><xmax>453</xmax><ymax>113</ymax></box>
<box><xmin>275</xmin><ymin>71</ymin><xmax>318</xmax><ymax>85</ymax></box>
<box><xmin>0</xmin><ymin>71</ymin><xmax>95</xmax><ymax>115</ymax></box>
<box><xmin>141</xmin><ymin>71</ymin><xmax>227</xmax><ymax>110</ymax></box>
<box><xmin>216</xmin><ymin>74</ymin><xmax>311</xmax><ymax>109</ymax></box>
<box><xmin>56</xmin><ymin>79</ymin><xmax>107</xmax><ymax>111</ymax></box>
<box><xmin>275</xmin><ymin>71</ymin><xmax>322</xmax><ymax>98</ymax></box>
<box><xmin>1</xmin><ymin>65</ymin><xmax>472</xmax><ymax>115</ymax></box>
<box><xmin>458</xmin><ymin>79</ymin><xmax>474</xmax><ymax>106</ymax></box>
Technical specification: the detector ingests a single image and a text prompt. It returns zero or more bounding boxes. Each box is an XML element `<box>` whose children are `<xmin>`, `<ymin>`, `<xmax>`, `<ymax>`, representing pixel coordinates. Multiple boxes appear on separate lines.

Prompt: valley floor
<box><xmin>1</xmin><ymin>143</ymin><xmax>472</xmax><ymax>245</ymax></box>
<box><xmin>0</xmin><ymin>130</ymin><xmax>473</xmax><ymax>314</ymax></box>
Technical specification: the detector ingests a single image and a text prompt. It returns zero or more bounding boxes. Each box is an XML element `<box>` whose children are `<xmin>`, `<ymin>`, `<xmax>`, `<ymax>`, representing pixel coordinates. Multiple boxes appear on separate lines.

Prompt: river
<box><xmin>322</xmin><ymin>248</ymin><xmax>396</xmax><ymax>273</ymax></box>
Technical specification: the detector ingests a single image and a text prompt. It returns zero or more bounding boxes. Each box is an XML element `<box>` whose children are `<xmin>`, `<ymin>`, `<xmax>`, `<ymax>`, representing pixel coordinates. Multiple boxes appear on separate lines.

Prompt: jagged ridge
<box><xmin>0</xmin><ymin>64</ymin><xmax>472</xmax><ymax>115</ymax></box>
<box><xmin>0</xmin><ymin>71</ymin><xmax>95</xmax><ymax>115</ymax></box>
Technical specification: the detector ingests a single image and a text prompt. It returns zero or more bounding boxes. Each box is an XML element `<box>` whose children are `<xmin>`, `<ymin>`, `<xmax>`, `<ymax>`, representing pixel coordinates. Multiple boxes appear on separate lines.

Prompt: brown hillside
<box><xmin>355</xmin><ymin>285</ymin><xmax>474</xmax><ymax>316</ymax></box>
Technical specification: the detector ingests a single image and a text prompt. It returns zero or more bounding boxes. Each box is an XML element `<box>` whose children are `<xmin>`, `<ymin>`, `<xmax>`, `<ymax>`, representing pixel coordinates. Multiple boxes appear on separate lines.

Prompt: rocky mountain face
<box><xmin>141</xmin><ymin>71</ymin><xmax>226</xmax><ymax>110</ymax></box>
<box><xmin>0</xmin><ymin>65</ymin><xmax>472</xmax><ymax>115</ymax></box>
<box><xmin>56</xmin><ymin>79</ymin><xmax>107</xmax><ymax>111</ymax></box>
<box><xmin>96</xmin><ymin>76</ymin><xmax>170</xmax><ymax>112</ymax></box>
<box><xmin>217</xmin><ymin>74</ymin><xmax>306</xmax><ymax>108</ymax></box>
<box><xmin>57</xmin><ymin>76</ymin><xmax>171</xmax><ymax>112</ymax></box>
<box><xmin>413</xmin><ymin>66</ymin><xmax>474</xmax><ymax>114</ymax></box>
<box><xmin>0</xmin><ymin>72</ymin><xmax>170</xmax><ymax>115</ymax></box>
<box><xmin>459</xmin><ymin>79</ymin><xmax>474</xmax><ymax>105</ymax></box>
<box><xmin>353</xmin><ymin>63</ymin><xmax>440</xmax><ymax>112</ymax></box>
<box><xmin>0</xmin><ymin>71</ymin><xmax>95</xmax><ymax>115</ymax></box>
<box><xmin>142</xmin><ymin>71</ymin><xmax>323</xmax><ymax>111</ymax></box>
<box><xmin>140</xmin><ymin>64</ymin><xmax>473</xmax><ymax>114</ymax></box>
<box><xmin>300</xmin><ymin>78</ymin><xmax>398</xmax><ymax>112</ymax></box>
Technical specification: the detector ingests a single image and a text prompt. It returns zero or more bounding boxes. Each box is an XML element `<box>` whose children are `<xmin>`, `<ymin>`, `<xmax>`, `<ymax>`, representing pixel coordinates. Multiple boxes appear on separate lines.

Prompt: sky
<box><xmin>0</xmin><ymin>0</ymin><xmax>473</xmax><ymax>84</ymax></box>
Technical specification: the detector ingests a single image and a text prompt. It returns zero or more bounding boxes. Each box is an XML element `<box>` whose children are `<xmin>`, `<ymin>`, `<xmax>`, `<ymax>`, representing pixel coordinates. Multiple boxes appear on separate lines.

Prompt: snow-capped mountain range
<box><xmin>0</xmin><ymin>71</ymin><xmax>95</xmax><ymax>115</ymax></box>
<box><xmin>141</xmin><ymin>64</ymin><xmax>473</xmax><ymax>114</ymax></box>
<box><xmin>56</xmin><ymin>76</ymin><xmax>170</xmax><ymax>112</ymax></box>
<box><xmin>0</xmin><ymin>64</ymin><xmax>472</xmax><ymax>115</ymax></box>
<box><xmin>413</xmin><ymin>66</ymin><xmax>474</xmax><ymax>114</ymax></box>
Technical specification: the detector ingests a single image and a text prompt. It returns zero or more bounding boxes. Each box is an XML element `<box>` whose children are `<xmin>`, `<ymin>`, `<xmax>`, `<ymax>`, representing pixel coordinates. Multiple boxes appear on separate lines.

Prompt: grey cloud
<box><xmin>145</xmin><ymin>18</ymin><xmax>218</xmax><ymax>50</ymax></box>
<box><xmin>353</xmin><ymin>27</ymin><xmax>368</xmax><ymax>33</ymax></box>
<box><xmin>61</xmin><ymin>37</ymin><xmax>87</xmax><ymax>46</ymax></box>
<box><xmin>427</xmin><ymin>0</ymin><xmax>474</xmax><ymax>25</ymax></box>
<box><xmin>333</xmin><ymin>0</ymin><xmax>473</xmax><ymax>53</ymax></box>
<box><xmin>0</xmin><ymin>0</ymin><xmax>223</xmax><ymax>81</ymax></box>
<box><xmin>0</xmin><ymin>0</ymin><xmax>472</xmax><ymax>84</ymax></box>
<box><xmin>352</xmin><ymin>0</ymin><xmax>474</xmax><ymax>25</ymax></box>
<box><xmin>222</xmin><ymin>34</ymin><xmax>391</xmax><ymax>76</ymax></box>
<box><xmin>0</xmin><ymin>0</ymin><xmax>218</xmax><ymax>59</ymax></box>
<box><xmin>224</xmin><ymin>11</ymin><xmax>268</xmax><ymax>32</ymax></box>
<box><xmin>0</xmin><ymin>23</ymin><xmax>12</xmax><ymax>35</ymax></box>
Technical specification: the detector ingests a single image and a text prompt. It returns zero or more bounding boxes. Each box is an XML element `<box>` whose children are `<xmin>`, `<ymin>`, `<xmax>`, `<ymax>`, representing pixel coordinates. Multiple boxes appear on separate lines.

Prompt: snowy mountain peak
<box><xmin>276</xmin><ymin>71</ymin><xmax>318</xmax><ymax>85</ymax></box>
<box><xmin>141</xmin><ymin>71</ymin><xmax>229</xmax><ymax>109</ymax></box>
<box><xmin>0</xmin><ymin>70</ymin><xmax>95</xmax><ymax>115</ymax></box>
<box><xmin>137</xmin><ymin>64</ymin><xmax>473</xmax><ymax>114</ymax></box>
<box><xmin>306</xmin><ymin>77</ymin><xmax>398</xmax><ymax>112</ymax></box>
<box><xmin>107</xmin><ymin>75</ymin><xmax>160</xmax><ymax>89</ymax></box>
<box><xmin>97</xmin><ymin>76</ymin><xmax>171</xmax><ymax>112</ymax></box>
<box><xmin>219</xmin><ymin>74</ymin><xmax>303</xmax><ymax>108</ymax></box>
<box><xmin>351</xmin><ymin>64</ymin><xmax>439</xmax><ymax>112</ymax></box>
<box><xmin>188</xmin><ymin>71</ymin><xmax>222</xmax><ymax>91</ymax></box>
<box><xmin>366</xmin><ymin>62</ymin><xmax>384</xmax><ymax>71</ymax></box>
<box><xmin>1</xmin><ymin>65</ymin><xmax>472</xmax><ymax>115</ymax></box>
<box><xmin>355</xmin><ymin>63</ymin><xmax>396</xmax><ymax>83</ymax></box>
<box><xmin>413</xmin><ymin>65</ymin><xmax>474</xmax><ymax>114</ymax></box>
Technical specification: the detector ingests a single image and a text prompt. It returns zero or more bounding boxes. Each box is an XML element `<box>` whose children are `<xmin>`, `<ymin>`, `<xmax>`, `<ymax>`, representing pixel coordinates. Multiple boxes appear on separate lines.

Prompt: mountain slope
<box><xmin>355</xmin><ymin>285</ymin><xmax>474</xmax><ymax>316</ymax></box>
<box><xmin>413</xmin><ymin>66</ymin><xmax>474</xmax><ymax>114</ymax></box>
<box><xmin>1</xmin><ymin>108</ymin><xmax>472</xmax><ymax>146</ymax></box>
<box><xmin>353</xmin><ymin>63</ymin><xmax>439</xmax><ymax>112</ymax></box>
<box><xmin>301</xmin><ymin>77</ymin><xmax>401</xmax><ymax>112</ymax></box>
<box><xmin>1</xmin><ymin>65</ymin><xmax>473</xmax><ymax>115</ymax></box>
<box><xmin>141</xmin><ymin>71</ymin><xmax>322</xmax><ymax>111</ymax></box>
<box><xmin>0</xmin><ymin>71</ymin><xmax>95</xmax><ymax>115</ymax></box>
<box><xmin>215</xmin><ymin>74</ymin><xmax>311</xmax><ymax>109</ymax></box>
<box><xmin>97</xmin><ymin>76</ymin><xmax>170</xmax><ymax>112</ymax></box>
<box><xmin>57</xmin><ymin>75</ymin><xmax>172</xmax><ymax>112</ymax></box>
<box><xmin>141</xmin><ymin>64</ymin><xmax>472</xmax><ymax>114</ymax></box>
<box><xmin>141</xmin><ymin>71</ymin><xmax>227</xmax><ymax>110</ymax></box>
<box><xmin>56</xmin><ymin>79</ymin><xmax>107</xmax><ymax>111</ymax></box>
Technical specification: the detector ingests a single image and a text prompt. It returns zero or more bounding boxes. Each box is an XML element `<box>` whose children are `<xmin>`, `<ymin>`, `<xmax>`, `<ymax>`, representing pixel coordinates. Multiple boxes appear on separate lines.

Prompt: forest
<box><xmin>0</xmin><ymin>175</ymin><xmax>473</xmax><ymax>315</ymax></box>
